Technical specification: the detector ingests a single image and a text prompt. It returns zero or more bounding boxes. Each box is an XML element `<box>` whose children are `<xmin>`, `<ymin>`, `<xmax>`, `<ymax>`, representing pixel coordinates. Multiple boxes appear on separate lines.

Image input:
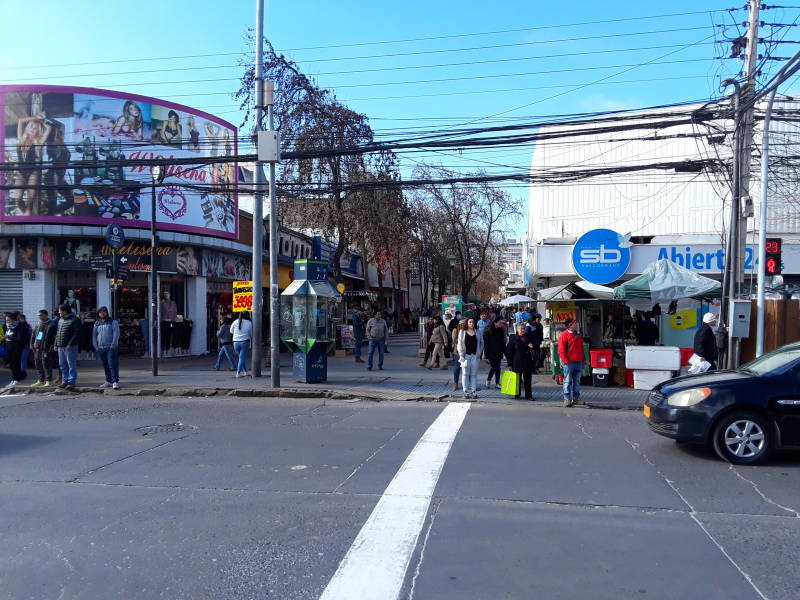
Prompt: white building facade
<box><xmin>526</xmin><ymin>101</ymin><xmax>800</xmax><ymax>288</ymax></box>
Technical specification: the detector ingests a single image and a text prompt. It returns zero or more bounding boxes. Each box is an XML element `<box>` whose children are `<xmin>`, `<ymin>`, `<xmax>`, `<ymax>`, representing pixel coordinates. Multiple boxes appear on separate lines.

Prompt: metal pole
<box><xmin>150</xmin><ymin>176</ymin><xmax>159</xmax><ymax>376</ymax></box>
<box><xmin>268</xmin><ymin>101</ymin><xmax>280</xmax><ymax>387</ymax></box>
<box><xmin>251</xmin><ymin>0</ymin><xmax>265</xmax><ymax>377</ymax></box>
<box><xmin>756</xmin><ymin>49</ymin><xmax>800</xmax><ymax>355</ymax></box>
<box><xmin>112</xmin><ymin>249</ymin><xmax>118</xmax><ymax>320</ymax></box>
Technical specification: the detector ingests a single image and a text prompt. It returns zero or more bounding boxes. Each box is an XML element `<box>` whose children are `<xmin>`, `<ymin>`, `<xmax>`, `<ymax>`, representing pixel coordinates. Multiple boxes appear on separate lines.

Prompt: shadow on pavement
<box><xmin>0</xmin><ymin>433</ymin><xmax>56</xmax><ymax>456</ymax></box>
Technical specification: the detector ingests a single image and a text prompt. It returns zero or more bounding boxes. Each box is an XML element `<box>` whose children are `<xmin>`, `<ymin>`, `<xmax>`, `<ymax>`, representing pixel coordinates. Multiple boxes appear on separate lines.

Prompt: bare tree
<box><xmin>235</xmin><ymin>37</ymin><xmax>403</xmax><ymax>279</ymax></box>
<box><xmin>410</xmin><ymin>165</ymin><xmax>521</xmax><ymax>300</ymax></box>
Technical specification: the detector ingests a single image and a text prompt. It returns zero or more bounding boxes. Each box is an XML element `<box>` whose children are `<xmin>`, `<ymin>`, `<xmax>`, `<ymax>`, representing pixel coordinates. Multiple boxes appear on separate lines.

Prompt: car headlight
<box><xmin>667</xmin><ymin>387</ymin><xmax>711</xmax><ymax>407</ymax></box>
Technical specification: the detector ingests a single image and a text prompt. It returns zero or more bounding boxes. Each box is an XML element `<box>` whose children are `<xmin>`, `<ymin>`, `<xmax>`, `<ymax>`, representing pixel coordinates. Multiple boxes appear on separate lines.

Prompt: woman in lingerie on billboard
<box><xmin>161</xmin><ymin>110</ymin><xmax>182</xmax><ymax>146</ymax></box>
<box><xmin>12</xmin><ymin>113</ymin><xmax>52</xmax><ymax>216</ymax></box>
<box><xmin>112</xmin><ymin>100</ymin><xmax>144</xmax><ymax>141</ymax></box>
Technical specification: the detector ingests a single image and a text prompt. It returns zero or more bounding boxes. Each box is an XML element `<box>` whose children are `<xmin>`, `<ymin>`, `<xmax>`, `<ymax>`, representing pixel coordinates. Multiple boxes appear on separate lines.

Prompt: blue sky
<box><xmin>3</xmin><ymin>0</ymin><xmax>800</xmax><ymax>238</ymax></box>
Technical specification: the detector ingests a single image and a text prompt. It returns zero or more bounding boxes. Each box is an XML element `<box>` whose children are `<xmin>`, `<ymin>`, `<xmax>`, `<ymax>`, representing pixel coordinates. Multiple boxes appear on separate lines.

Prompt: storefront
<box><xmin>0</xmin><ymin>234</ymin><xmax>252</xmax><ymax>356</ymax></box>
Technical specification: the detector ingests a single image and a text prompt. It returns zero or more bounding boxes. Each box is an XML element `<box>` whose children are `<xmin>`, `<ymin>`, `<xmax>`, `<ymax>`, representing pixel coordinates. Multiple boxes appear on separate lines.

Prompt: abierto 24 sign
<box><xmin>1</xmin><ymin>84</ymin><xmax>238</xmax><ymax>239</ymax></box>
<box><xmin>571</xmin><ymin>229</ymin><xmax>632</xmax><ymax>285</ymax></box>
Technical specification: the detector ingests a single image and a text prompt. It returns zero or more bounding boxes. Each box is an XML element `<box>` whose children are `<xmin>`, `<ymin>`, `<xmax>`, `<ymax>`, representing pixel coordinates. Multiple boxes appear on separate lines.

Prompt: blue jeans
<box><xmin>563</xmin><ymin>361</ymin><xmax>583</xmax><ymax>400</ymax></box>
<box><xmin>234</xmin><ymin>341</ymin><xmax>250</xmax><ymax>374</ymax></box>
<box><xmin>97</xmin><ymin>347</ymin><xmax>119</xmax><ymax>383</ymax></box>
<box><xmin>367</xmin><ymin>338</ymin><xmax>385</xmax><ymax>368</ymax></box>
<box><xmin>215</xmin><ymin>344</ymin><xmax>236</xmax><ymax>369</ymax></box>
<box><xmin>461</xmin><ymin>355</ymin><xmax>479</xmax><ymax>393</ymax></box>
<box><xmin>58</xmin><ymin>347</ymin><xmax>78</xmax><ymax>385</ymax></box>
<box><xmin>452</xmin><ymin>355</ymin><xmax>461</xmax><ymax>383</ymax></box>
<box><xmin>354</xmin><ymin>334</ymin><xmax>363</xmax><ymax>360</ymax></box>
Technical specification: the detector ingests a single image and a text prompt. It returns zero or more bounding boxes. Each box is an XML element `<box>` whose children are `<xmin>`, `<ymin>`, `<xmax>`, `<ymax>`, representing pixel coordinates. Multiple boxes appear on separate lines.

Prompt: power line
<box><xmin>0</xmin><ymin>10</ymin><xmax>741</xmax><ymax>73</ymax></box>
<box><xmin>0</xmin><ymin>41</ymin><xmax>720</xmax><ymax>84</ymax></box>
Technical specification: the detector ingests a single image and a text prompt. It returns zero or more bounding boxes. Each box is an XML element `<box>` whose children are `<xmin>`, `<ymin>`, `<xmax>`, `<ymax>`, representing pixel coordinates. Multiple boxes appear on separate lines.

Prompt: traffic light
<box><xmin>765</xmin><ymin>238</ymin><xmax>782</xmax><ymax>275</ymax></box>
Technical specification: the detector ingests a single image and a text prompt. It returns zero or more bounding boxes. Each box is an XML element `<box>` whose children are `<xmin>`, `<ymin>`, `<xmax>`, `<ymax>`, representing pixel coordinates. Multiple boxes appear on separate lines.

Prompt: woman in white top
<box><xmin>457</xmin><ymin>317</ymin><xmax>485</xmax><ymax>399</ymax></box>
<box><xmin>230</xmin><ymin>312</ymin><xmax>253</xmax><ymax>377</ymax></box>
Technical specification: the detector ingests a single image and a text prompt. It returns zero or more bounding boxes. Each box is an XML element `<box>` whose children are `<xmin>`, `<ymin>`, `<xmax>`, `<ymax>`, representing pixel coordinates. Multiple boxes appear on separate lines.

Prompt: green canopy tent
<box><xmin>613</xmin><ymin>259</ymin><xmax>721</xmax><ymax>301</ymax></box>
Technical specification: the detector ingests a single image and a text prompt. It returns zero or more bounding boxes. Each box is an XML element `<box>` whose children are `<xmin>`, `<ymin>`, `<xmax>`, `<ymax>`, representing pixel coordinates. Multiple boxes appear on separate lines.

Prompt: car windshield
<box><xmin>741</xmin><ymin>346</ymin><xmax>800</xmax><ymax>376</ymax></box>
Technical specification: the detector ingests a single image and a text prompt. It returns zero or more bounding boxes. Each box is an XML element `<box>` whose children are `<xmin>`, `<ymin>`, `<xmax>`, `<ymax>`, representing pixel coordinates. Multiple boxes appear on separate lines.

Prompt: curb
<box><xmin>2</xmin><ymin>385</ymin><xmax>640</xmax><ymax>410</ymax></box>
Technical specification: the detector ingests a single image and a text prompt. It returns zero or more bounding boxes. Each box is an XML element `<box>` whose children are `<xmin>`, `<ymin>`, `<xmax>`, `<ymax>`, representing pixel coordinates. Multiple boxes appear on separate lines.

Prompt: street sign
<box><xmin>91</xmin><ymin>256</ymin><xmax>111</xmax><ymax>269</ymax></box>
<box><xmin>104</xmin><ymin>224</ymin><xmax>125</xmax><ymax>249</ymax></box>
<box><xmin>117</xmin><ymin>267</ymin><xmax>130</xmax><ymax>281</ymax></box>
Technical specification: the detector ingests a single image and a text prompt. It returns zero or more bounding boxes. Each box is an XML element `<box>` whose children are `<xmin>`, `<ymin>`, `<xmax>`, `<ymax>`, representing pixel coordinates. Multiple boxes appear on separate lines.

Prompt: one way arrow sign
<box><xmin>119</xmin><ymin>256</ymin><xmax>129</xmax><ymax>264</ymax></box>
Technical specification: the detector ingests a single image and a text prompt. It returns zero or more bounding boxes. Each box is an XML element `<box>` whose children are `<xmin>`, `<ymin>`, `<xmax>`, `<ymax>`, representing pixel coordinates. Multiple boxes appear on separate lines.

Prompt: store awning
<box><xmin>613</xmin><ymin>259</ymin><xmax>721</xmax><ymax>301</ymax></box>
<box><xmin>537</xmin><ymin>281</ymin><xmax>614</xmax><ymax>301</ymax></box>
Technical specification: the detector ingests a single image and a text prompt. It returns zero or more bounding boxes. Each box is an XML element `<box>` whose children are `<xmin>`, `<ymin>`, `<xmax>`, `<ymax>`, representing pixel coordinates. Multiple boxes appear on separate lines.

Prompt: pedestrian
<box><xmin>18</xmin><ymin>313</ymin><xmax>32</xmax><ymax>379</ymax></box>
<box><xmin>693</xmin><ymin>312</ymin><xmax>719</xmax><ymax>371</ymax></box>
<box><xmin>477</xmin><ymin>312</ymin><xmax>491</xmax><ymax>340</ymax></box>
<box><xmin>420</xmin><ymin>315</ymin><xmax>436</xmax><ymax>366</ymax></box>
<box><xmin>558</xmin><ymin>318</ymin><xmax>585</xmax><ymax>407</ymax></box>
<box><xmin>365</xmin><ymin>310</ymin><xmax>388</xmax><ymax>371</ymax></box>
<box><xmin>230</xmin><ymin>312</ymin><xmax>253</xmax><ymax>378</ymax></box>
<box><xmin>425</xmin><ymin>316</ymin><xmax>449</xmax><ymax>370</ymax></box>
<box><xmin>93</xmin><ymin>306</ymin><xmax>120</xmax><ymax>389</ymax></box>
<box><xmin>514</xmin><ymin>307</ymin><xmax>524</xmax><ymax>325</ymax></box>
<box><xmin>30</xmin><ymin>309</ymin><xmax>56</xmax><ymax>387</ymax></box>
<box><xmin>483</xmin><ymin>318</ymin><xmax>507</xmax><ymax>389</ymax></box>
<box><xmin>214</xmin><ymin>316</ymin><xmax>236</xmax><ymax>371</ymax></box>
<box><xmin>458</xmin><ymin>317</ymin><xmax>484</xmax><ymax>399</ymax></box>
<box><xmin>4</xmin><ymin>312</ymin><xmax>30</xmax><ymax>387</ymax></box>
<box><xmin>351</xmin><ymin>307</ymin><xmax>365</xmax><ymax>363</ymax></box>
<box><xmin>506</xmin><ymin>323</ymin><xmax>536</xmax><ymax>400</ymax></box>
<box><xmin>528</xmin><ymin>314</ymin><xmax>544</xmax><ymax>373</ymax></box>
<box><xmin>635</xmin><ymin>312</ymin><xmax>659</xmax><ymax>346</ymax></box>
<box><xmin>51</xmin><ymin>307</ymin><xmax>62</xmax><ymax>385</ymax></box>
<box><xmin>381</xmin><ymin>308</ymin><xmax>392</xmax><ymax>354</ymax></box>
<box><xmin>54</xmin><ymin>303</ymin><xmax>80</xmax><ymax>389</ymax></box>
<box><xmin>450</xmin><ymin>321</ymin><xmax>464</xmax><ymax>391</ymax></box>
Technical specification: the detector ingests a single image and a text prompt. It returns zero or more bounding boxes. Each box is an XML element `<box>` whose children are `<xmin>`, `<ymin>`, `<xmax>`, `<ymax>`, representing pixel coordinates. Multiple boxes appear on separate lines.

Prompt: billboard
<box><xmin>0</xmin><ymin>85</ymin><xmax>238</xmax><ymax>239</ymax></box>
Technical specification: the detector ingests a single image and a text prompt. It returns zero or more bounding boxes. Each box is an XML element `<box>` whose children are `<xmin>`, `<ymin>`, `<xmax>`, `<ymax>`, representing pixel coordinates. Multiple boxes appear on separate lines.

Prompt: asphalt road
<box><xmin>1</xmin><ymin>392</ymin><xmax>798</xmax><ymax>600</ymax></box>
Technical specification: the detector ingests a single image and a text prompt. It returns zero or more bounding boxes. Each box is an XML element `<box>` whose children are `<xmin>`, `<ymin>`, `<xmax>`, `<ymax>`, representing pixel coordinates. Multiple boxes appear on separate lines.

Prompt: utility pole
<box><xmin>268</xmin><ymin>86</ymin><xmax>281</xmax><ymax>388</ymax></box>
<box><xmin>251</xmin><ymin>0</ymin><xmax>265</xmax><ymax>377</ymax></box>
<box><xmin>726</xmin><ymin>0</ymin><xmax>760</xmax><ymax>369</ymax></box>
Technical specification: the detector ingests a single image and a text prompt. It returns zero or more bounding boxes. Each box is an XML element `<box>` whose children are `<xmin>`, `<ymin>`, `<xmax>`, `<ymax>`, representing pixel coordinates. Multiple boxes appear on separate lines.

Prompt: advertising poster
<box><xmin>232</xmin><ymin>280</ymin><xmax>254</xmax><ymax>313</ymax></box>
<box><xmin>1</xmin><ymin>85</ymin><xmax>238</xmax><ymax>239</ymax></box>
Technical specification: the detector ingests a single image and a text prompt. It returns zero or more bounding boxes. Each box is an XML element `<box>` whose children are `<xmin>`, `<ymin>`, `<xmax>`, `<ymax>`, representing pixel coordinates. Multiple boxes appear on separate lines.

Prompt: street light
<box><xmin>150</xmin><ymin>164</ymin><xmax>166</xmax><ymax>376</ymax></box>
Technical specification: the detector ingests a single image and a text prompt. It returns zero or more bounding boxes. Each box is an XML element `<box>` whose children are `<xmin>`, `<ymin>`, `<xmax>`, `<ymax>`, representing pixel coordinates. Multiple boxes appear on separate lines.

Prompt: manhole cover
<box><xmin>135</xmin><ymin>423</ymin><xmax>198</xmax><ymax>435</ymax></box>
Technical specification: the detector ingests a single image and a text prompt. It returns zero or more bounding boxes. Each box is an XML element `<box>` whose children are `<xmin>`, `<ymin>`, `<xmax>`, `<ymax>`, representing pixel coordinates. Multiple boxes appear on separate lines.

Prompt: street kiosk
<box><xmin>280</xmin><ymin>260</ymin><xmax>340</xmax><ymax>383</ymax></box>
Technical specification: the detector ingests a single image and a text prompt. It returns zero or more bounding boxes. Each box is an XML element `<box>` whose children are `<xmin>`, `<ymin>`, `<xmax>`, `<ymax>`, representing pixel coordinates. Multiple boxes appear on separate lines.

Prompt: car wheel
<box><xmin>712</xmin><ymin>412</ymin><xmax>772</xmax><ymax>465</ymax></box>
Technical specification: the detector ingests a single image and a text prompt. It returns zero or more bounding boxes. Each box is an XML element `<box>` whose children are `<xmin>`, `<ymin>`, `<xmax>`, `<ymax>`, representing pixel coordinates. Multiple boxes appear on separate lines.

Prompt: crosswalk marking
<box><xmin>319</xmin><ymin>402</ymin><xmax>470</xmax><ymax>600</ymax></box>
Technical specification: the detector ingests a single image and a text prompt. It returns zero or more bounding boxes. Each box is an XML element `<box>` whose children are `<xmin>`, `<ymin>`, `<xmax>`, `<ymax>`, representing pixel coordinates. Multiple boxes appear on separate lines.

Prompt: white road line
<box><xmin>319</xmin><ymin>402</ymin><xmax>470</xmax><ymax>600</ymax></box>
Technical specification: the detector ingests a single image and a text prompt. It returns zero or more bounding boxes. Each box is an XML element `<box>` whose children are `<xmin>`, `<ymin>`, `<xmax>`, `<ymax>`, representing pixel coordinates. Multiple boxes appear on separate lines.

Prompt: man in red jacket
<box><xmin>558</xmin><ymin>318</ymin><xmax>585</xmax><ymax>407</ymax></box>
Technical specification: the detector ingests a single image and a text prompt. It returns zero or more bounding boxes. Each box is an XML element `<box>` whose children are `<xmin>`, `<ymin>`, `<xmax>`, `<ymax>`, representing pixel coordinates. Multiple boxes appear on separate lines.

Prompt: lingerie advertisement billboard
<box><xmin>0</xmin><ymin>85</ymin><xmax>238</xmax><ymax>239</ymax></box>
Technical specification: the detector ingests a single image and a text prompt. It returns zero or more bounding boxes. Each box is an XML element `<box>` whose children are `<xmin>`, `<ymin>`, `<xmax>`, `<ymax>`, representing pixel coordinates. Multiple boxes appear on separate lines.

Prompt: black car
<box><xmin>644</xmin><ymin>342</ymin><xmax>800</xmax><ymax>464</ymax></box>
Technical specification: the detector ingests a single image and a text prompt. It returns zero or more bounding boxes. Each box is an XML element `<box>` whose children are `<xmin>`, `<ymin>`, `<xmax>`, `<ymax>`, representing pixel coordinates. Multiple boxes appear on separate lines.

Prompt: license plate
<box><xmin>643</xmin><ymin>405</ymin><xmax>651</xmax><ymax>418</ymax></box>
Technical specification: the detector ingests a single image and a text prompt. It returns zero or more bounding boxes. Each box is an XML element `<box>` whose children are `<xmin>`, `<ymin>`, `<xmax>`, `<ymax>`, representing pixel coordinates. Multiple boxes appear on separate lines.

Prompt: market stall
<box><xmin>612</xmin><ymin>259</ymin><xmax>722</xmax><ymax>389</ymax></box>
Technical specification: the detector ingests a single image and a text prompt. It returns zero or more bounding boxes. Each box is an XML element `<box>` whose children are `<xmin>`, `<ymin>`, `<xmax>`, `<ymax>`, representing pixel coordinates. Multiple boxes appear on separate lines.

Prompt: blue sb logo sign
<box><xmin>571</xmin><ymin>229</ymin><xmax>631</xmax><ymax>285</ymax></box>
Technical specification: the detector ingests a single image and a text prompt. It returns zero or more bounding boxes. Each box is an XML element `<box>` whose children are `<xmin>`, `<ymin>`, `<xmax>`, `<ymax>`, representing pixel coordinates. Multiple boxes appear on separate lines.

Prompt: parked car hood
<box><xmin>657</xmin><ymin>369</ymin><xmax>754</xmax><ymax>395</ymax></box>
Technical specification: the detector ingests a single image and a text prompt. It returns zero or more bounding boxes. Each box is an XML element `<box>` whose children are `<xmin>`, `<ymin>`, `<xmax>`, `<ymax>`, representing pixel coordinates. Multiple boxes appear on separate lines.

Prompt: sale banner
<box><xmin>550</xmin><ymin>301</ymin><xmax>576</xmax><ymax>323</ymax></box>
<box><xmin>232</xmin><ymin>280</ymin><xmax>254</xmax><ymax>312</ymax></box>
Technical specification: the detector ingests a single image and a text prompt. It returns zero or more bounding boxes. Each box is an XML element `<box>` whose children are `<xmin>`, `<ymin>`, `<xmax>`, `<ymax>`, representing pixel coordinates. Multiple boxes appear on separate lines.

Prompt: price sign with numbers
<box><xmin>550</xmin><ymin>301</ymin><xmax>577</xmax><ymax>323</ymax></box>
<box><xmin>232</xmin><ymin>280</ymin><xmax>254</xmax><ymax>312</ymax></box>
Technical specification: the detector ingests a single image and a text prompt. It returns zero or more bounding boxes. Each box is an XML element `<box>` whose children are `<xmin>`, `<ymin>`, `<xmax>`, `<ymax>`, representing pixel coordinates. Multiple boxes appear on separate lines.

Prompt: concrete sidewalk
<box><xmin>4</xmin><ymin>333</ymin><xmax>648</xmax><ymax>409</ymax></box>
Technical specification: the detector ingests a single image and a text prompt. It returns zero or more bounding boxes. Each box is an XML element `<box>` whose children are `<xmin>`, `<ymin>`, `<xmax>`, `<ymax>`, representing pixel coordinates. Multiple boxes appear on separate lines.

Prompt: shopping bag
<box><xmin>501</xmin><ymin>370</ymin><xmax>520</xmax><ymax>396</ymax></box>
<box><xmin>687</xmin><ymin>353</ymin><xmax>711</xmax><ymax>375</ymax></box>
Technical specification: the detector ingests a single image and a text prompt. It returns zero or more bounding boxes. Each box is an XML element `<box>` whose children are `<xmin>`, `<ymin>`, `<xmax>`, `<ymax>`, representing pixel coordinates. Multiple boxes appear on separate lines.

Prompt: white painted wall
<box><xmin>22</xmin><ymin>270</ymin><xmax>55</xmax><ymax>319</ymax></box>
<box><xmin>187</xmin><ymin>276</ymin><xmax>207</xmax><ymax>355</ymax></box>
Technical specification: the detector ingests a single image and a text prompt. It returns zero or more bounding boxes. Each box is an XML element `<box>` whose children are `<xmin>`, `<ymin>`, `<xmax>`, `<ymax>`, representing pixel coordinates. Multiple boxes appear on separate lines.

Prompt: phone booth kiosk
<box><xmin>280</xmin><ymin>259</ymin><xmax>340</xmax><ymax>383</ymax></box>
